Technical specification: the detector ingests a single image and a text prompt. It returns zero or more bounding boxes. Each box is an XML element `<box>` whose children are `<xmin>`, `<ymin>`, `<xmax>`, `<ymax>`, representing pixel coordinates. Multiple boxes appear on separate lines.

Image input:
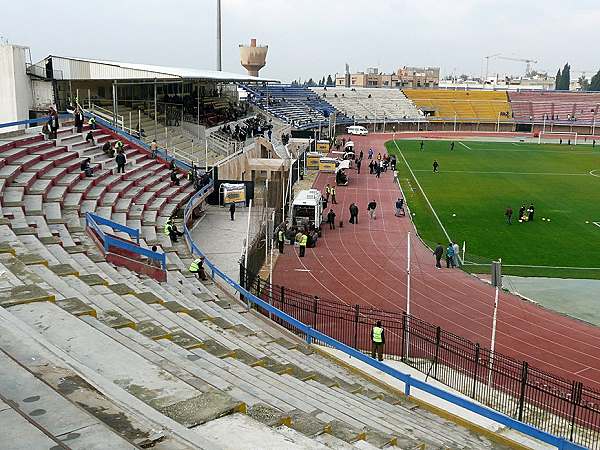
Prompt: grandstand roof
<box><xmin>41</xmin><ymin>55</ymin><xmax>280</xmax><ymax>83</ymax></box>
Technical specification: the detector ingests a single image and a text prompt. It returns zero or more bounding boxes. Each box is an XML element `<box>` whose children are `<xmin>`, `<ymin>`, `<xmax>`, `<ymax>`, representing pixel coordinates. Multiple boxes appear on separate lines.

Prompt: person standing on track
<box><xmin>434</xmin><ymin>243</ymin><xmax>444</xmax><ymax>269</ymax></box>
<box><xmin>327</xmin><ymin>209</ymin><xmax>336</xmax><ymax>230</ymax></box>
<box><xmin>356</xmin><ymin>158</ymin><xmax>362</xmax><ymax>174</ymax></box>
<box><xmin>371</xmin><ymin>321</ymin><xmax>385</xmax><ymax>361</ymax></box>
<box><xmin>368</xmin><ymin>147</ymin><xmax>374</xmax><ymax>159</ymax></box>
<box><xmin>298</xmin><ymin>232</ymin><xmax>308</xmax><ymax>257</ymax></box>
<box><xmin>325</xmin><ymin>184</ymin><xmax>331</xmax><ymax>202</ymax></box>
<box><xmin>452</xmin><ymin>242</ymin><xmax>460</xmax><ymax>267</ymax></box>
<box><xmin>331</xmin><ymin>186</ymin><xmax>337</xmax><ymax>204</ymax></box>
<box><xmin>367</xmin><ymin>200</ymin><xmax>377</xmax><ymax>220</ymax></box>
<box><xmin>446</xmin><ymin>243</ymin><xmax>455</xmax><ymax>268</ymax></box>
<box><xmin>433</xmin><ymin>160</ymin><xmax>439</xmax><ymax>173</ymax></box>
<box><xmin>349</xmin><ymin>203</ymin><xmax>359</xmax><ymax>224</ymax></box>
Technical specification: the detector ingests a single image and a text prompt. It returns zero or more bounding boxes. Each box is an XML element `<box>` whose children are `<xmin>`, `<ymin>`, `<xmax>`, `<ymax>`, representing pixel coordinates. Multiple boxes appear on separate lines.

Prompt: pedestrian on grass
<box><xmin>420</xmin><ymin>140</ymin><xmax>424</xmax><ymax>151</ymax></box>
<box><xmin>433</xmin><ymin>160</ymin><xmax>439</xmax><ymax>173</ymax></box>
<box><xmin>518</xmin><ymin>205</ymin><xmax>526</xmax><ymax>221</ymax></box>
<box><xmin>434</xmin><ymin>243</ymin><xmax>444</xmax><ymax>269</ymax></box>
<box><xmin>327</xmin><ymin>209</ymin><xmax>336</xmax><ymax>230</ymax></box>
<box><xmin>446</xmin><ymin>243</ymin><xmax>455</xmax><ymax>268</ymax></box>
<box><xmin>452</xmin><ymin>242</ymin><xmax>460</xmax><ymax>267</ymax></box>
<box><xmin>505</xmin><ymin>207</ymin><xmax>513</xmax><ymax>224</ymax></box>
<box><xmin>450</xmin><ymin>141</ymin><xmax>455</xmax><ymax>151</ymax></box>
<box><xmin>527</xmin><ymin>204</ymin><xmax>535</xmax><ymax>221</ymax></box>
<box><xmin>367</xmin><ymin>200</ymin><xmax>377</xmax><ymax>220</ymax></box>
<box><xmin>229</xmin><ymin>202</ymin><xmax>236</xmax><ymax>221</ymax></box>
<box><xmin>371</xmin><ymin>321</ymin><xmax>385</xmax><ymax>361</ymax></box>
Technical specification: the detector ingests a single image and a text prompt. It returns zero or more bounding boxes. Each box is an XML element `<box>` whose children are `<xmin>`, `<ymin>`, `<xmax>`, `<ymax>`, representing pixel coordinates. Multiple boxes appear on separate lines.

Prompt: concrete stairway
<box><xmin>0</xmin><ymin>128</ymin><xmax>513</xmax><ymax>449</ymax></box>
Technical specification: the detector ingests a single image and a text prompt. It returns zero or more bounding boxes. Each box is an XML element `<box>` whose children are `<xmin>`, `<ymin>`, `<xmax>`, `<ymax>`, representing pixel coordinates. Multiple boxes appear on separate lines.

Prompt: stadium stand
<box><xmin>311</xmin><ymin>87</ymin><xmax>423</xmax><ymax>121</ymax></box>
<box><xmin>403</xmin><ymin>89</ymin><xmax>512</xmax><ymax>122</ymax></box>
<box><xmin>242</xmin><ymin>84</ymin><xmax>344</xmax><ymax>129</ymax></box>
<box><xmin>0</xmin><ymin>122</ymin><xmax>513</xmax><ymax>448</ymax></box>
<box><xmin>508</xmin><ymin>91</ymin><xmax>600</xmax><ymax>124</ymax></box>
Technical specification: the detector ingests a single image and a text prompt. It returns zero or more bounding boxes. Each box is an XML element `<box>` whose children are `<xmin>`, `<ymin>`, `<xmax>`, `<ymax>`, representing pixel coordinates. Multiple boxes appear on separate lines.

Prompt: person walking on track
<box><xmin>327</xmin><ymin>209</ymin><xmax>336</xmax><ymax>230</ymax></box>
<box><xmin>331</xmin><ymin>186</ymin><xmax>337</xmax><ymax>204</ymax></box>
<box><xmin>434</xmin><ymin>243</ymin><xmax>444</xmax><ymax>269</ymax></box>
<box><xmin>367</xmin><ymin>200</ymin><xmax>377</xmax><ymax>220</ymax></box>
<box><xmin>371</xmin><ymin>321</ymin><xmax>385</xmax><ymax>361</ymax></box>
<box><xmin>325</xmin><ymin>184</ymin><xmax>331</xmax><ymax>202</ymax></box>
<box><xmin>349</xmin><ymin>203</ymin><xmax>359</xmax><ymax>224</ymax></box>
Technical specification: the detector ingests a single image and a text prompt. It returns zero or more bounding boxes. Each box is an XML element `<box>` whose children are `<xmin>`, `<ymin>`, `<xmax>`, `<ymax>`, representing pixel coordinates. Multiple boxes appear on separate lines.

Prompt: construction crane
<box><xmin>496</xmin><ymin>56</ymin><xmax>539</xmax><ymax>76</ymax></box>
<box><xmin>483</xmin><ymin>53</ymin><xmax>501</xmax><ymax>81</ymax></box>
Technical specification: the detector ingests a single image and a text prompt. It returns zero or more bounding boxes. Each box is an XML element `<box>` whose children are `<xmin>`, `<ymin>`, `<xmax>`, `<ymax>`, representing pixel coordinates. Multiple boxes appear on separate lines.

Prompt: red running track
<box><xmin>273</xmin><ymin>132</ymin><xmax>600</xmax><ymax>392</ymax></box>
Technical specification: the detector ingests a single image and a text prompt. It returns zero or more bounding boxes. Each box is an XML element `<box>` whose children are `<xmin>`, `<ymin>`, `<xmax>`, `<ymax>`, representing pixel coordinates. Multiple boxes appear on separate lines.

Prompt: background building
<box><xmin>335</xmin><ymin>66</ymin><xmax>440</xmax><ymax>88</ymax></box>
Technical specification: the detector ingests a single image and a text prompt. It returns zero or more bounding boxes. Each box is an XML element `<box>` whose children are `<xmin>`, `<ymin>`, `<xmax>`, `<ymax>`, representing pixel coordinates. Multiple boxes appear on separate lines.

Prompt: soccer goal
<box><xmin>537</xmin><ymin>131</ymin><xmax>578</xmax><ymax>145</ymax></box>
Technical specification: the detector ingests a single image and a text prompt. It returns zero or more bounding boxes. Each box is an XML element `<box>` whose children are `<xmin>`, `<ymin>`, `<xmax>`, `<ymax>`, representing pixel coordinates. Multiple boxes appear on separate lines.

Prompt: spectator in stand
<box><xmin>48</xmin><ymin>108</ymin><xmax>59</xmax><ymax>139</ymax></box>
<box><xmin>115</xmin><ymin>149</ymin><xmax>126</xmax><ymax>174</ymax></box>
<box><xmin>150</xmin><ymin>139</ymin><xmax>158</xmax><ymax>159</ymax></box>
<box><xmin>80</xmin><ymin>158</ymin><xmax>93</xmax><ymax>177</ymax></box>
<box><xmin>102</xmin><ymin>141</ymin><xmax>114</xmax><ymax>157</ymax></box>
<box><xmin>170</xmin><ymin>170</ymin><xmax>180</xmax><ymax>186</ymax></box>
<box><xmin>148</xmin><ymin>246</ymin><xmax>161</xmax><ymax>268</ymax></box>
<box><xmin>85</xmin><ymin>130</ymin><xmax>95</xmax><ymax>146</ymax></box>
<box><xmin>88</xmin><ymin>116</ymin><xmax>97</xmax><ymax>130</ymax></box>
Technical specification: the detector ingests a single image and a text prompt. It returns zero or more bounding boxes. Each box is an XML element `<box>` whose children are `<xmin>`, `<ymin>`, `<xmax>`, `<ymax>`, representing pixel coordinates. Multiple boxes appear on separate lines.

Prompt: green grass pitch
<box><xmin>386</xmin><ymin>139</ymin><xmax>600</xmax><ymax>279</ymax></box>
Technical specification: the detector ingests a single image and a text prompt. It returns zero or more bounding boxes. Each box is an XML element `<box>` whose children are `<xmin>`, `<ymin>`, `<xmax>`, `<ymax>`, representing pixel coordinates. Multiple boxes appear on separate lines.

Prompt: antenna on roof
<box><xmin>216</xmin><ymin>0</ymin><xmax>222</xmax><ymax>71</ymax></box>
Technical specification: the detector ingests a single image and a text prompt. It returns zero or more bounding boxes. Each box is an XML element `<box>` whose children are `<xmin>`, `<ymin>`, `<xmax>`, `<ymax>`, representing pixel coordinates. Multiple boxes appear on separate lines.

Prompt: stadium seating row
<box><xmin>0</xmin><ymin>125</ymin><xmax>508</xmax><ymax>449</ymax></box>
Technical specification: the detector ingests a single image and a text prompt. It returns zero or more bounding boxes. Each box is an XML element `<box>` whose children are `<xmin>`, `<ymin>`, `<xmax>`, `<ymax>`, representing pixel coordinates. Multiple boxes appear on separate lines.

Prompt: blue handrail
<box><xmin>182</xmin><ymin>190</ymin><xmax>585</xmax><ymax>450</ymax></box>
<box><xmin>86</xmin><ymin>212</ymin><xmax>165</xmax><ymax>270</ymax></box>
<box><xmin>0</xmin><ymin>115</ymin><xmax>73</xmax><ymax>129</ymax></box>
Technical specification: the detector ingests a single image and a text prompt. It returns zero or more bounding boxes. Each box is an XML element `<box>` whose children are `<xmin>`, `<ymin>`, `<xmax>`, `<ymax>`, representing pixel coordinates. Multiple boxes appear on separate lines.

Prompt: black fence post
<box><xmin>312</xmin><ymin>297</ymin><xmax>318</xmax><ymax>329</ymax></box>
<box><xmin>517</xmin><ymin>361</ymin><xmax>528</xmax><ymax>421</ymax></box>
<box><xmin>353</xmin><ymin>305</ymin><xmax>360</xmax><ymax>349</ymax></box>
<box><xmin>433</xmin><ymin>326</ymin><xmax>441</xmax><ymax>380</ymax></box>
<box><xmin>472</xmin><ymin>343</ymin><xmax>480</xmax><ymax>399</ymax></box>
<box><xmin>239</xmin><ymin>263</ymin><xmax>245</xmax><ymax>301</ymax></box>
<box><xmin>401</xmin><ymin>312</ymin><xmax>407</xmax><ymax>361</ymax></box>
<box><xmin>280</xmin><ymin>286</ymin><xmax>285</xmax><ymax>307</ymax></box>
<box><xmin>569</xmin><ymin>381</ymin><xmax>583</xmax><ymax>442</ymax></box>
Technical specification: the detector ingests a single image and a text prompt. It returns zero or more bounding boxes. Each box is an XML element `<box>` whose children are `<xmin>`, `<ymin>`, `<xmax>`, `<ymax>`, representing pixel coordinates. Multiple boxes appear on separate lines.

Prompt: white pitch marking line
<box><xmin>412</xmin><ymin>170</ymin><xmax>588</xmax><ymax>176</ymax></box>
<box><xmin>593</xmin><ymin>222</ymin><xmax>600</xmax><ymax>228</ymax></box>
<box><xmin>458</xmin><ymin>141</ymin><xmax>471</xmax><ymax>150</ymax></box>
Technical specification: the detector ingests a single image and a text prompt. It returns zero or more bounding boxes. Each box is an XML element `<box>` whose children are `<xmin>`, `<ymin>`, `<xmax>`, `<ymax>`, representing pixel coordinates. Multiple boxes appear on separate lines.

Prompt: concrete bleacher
<box><xmin>311</xmin><ymin>87</ymin><xmax>422</xmax><ymax>121</ymax></box>
<box><xmin>508</xmin><ymin>91</ymin><xmax>600</xmax><ymax>124</ymax></box>
<box><xmin>0</xmin><ymin>127</ymin><xmax>517</xmax><ymax>448</ymax></box>
<box><xmin>403</xmin><ymin>89</ymin><xmax>512</xmax><ymax>122</ymax></box>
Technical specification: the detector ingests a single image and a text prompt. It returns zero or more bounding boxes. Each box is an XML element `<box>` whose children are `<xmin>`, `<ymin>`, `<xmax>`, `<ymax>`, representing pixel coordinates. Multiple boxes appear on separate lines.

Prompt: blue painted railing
<box><xmin>182</xmin><ymin>199</ymin><xmax>585</xmax><ymax>450</ymax></box>
<box><xmin>0</xmin><ymin>115</ymin><xmax>73</xmax><ymax>129</ymax></box>
<box><xmin>85</xmin><ymin>212</ymin><xmax>166</xmax><ymax>270</ymax></box>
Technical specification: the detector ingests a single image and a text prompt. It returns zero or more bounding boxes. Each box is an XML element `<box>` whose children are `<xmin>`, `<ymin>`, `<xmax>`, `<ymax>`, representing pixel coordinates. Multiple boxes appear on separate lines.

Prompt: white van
<box><xmin>347</xmin><ymin>125</ymin><xmax>368</xmax><ymax>136</ymax></box>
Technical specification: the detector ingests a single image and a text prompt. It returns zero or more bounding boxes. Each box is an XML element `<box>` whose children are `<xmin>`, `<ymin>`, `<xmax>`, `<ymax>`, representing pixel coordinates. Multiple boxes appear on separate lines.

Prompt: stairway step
<box><xmin>288</xmin><ymin>409</ymin><xmax>330</xmax><ymax>437</ymax></box>
<box><xmin>137</xmin><ymin>321</ymin><xmax>171</xmax><ymax>340</ymax></box>
<box><xmin>56</xmin><ymin>296</ymin><xmax>97</xmax><ymax>317</ymax></box>
<box><xmin>260</xmin><ymin>356</ymin><xmax>292</xmax><ymax>375</ymax></box>
<box><xmin>0</xmin><ymin>284</ymin><xmax>55</xmax><ymax>307</ymax></box>
<box><xmin>246</xmin><ymin>403</ymin><xmax>291</xmax><ymax>427</ymax></box>
<box><xmin>231</xmin><ymin>349</ymin><xmax>263</xmax><ymax>367</ymax></box>
<box><xmin>202</xmin><ymin>339</ymin><xmax>236</xmax><ymax>358</ymax></box>
<box><xmin>170</xmin><ymin>330</ymin><xmax>203</xmax><ymax>350</ymax></box>
<box><xmin>49</xmin><ymin>263</ymin><xmax>79</xmax><ymax>277</ymax></box>
<box><xmin>329</xmin><ymin>419</ymin><xmax>367</xmax><ymax>444</ymax></box>
<box><xmin>98</xmin><ymin>310</ymin><xmax>136</xmax><ymax>329</ymax></box>
<box><xmin>364</xmin><ymin>428</ymin><xmax>397</xmax><ymax>448</ymax></box>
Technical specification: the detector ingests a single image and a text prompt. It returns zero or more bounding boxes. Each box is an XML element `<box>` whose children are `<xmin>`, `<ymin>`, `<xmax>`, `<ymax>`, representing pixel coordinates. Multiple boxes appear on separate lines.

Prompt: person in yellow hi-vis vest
<box><xmin>371</xmin><ymin>321</ymin><xmax>385</xmax><ymax>361</ymax></box>
<box><xmin>298</xmin><ymin>232</ymin><xmax>308</xmax><ymax>257</ymax></box>
<box><xmin>188</xmin><ymin>256</ymin><xmax>207</xmax><ymax>281</ymax></box>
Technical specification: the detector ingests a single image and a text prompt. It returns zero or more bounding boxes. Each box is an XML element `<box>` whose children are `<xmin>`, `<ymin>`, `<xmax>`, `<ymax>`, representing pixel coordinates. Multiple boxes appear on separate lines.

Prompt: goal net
<box><xmin>537</xmin><ymin>131</ymin><xmax>578</xmax><ymax>145</ymax></box>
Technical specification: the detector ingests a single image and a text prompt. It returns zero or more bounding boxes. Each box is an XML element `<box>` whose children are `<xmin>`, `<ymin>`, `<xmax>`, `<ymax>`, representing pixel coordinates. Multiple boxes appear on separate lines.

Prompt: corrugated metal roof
<box><xmin>45</xmin><ymin>55</ymin><xmax>279</xmax><ymax>83</ymax></box>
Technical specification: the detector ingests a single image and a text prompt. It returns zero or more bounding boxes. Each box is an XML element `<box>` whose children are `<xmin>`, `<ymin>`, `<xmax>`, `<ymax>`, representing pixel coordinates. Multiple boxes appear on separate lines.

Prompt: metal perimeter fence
<box><xmin>239</xmin><ymin>265</ymin><xmax>600</xmax><ymax>449</ymax></box>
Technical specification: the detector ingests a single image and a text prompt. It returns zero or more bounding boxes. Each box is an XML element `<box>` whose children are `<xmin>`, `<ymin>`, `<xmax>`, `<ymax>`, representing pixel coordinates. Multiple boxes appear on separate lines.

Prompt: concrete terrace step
<box><xmin>3</xmin><ymin>186</ymin><xmax>24</xmax><ymax>207</ymax></box>
<box><xmin>7</xmin><ymin>301</ymin><xmax>219</xmax><ymax>427</ymax></box>
<box><xmin>11</xmin><ymin>171</ymin><xmax>37</xmax><ymax>189</ymax></box>
<box><xmin>27</xmin><ymin>178</ymin><xmax>53</xmax><ymax>197</ymax></box>
<box><xmin>45</xmin><ymin>185</ymin><xmax>68</xmax><ymax>203</ymax></box>
<box><xmin>0</xmin><ymin>350</ymin><xmax>137</xmax><ymax>449</ymax></box>
<box><xmin>23</xmin><ymin>195</ymin><xmax>43</xmax><ymax>215</ymax></box>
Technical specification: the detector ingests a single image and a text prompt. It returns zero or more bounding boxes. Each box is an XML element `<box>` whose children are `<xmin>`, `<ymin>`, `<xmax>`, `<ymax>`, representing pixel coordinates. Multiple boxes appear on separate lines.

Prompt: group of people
<box><xmin>505</xmin><ymin>204</ymin><xmax>535</xmax><ymax>224</ymax></box>
<box><xmin>218</xmin><ymin>115</ymin><xmax>274</xmax><ymax>142</ymax></box>
<box><xmin>275</xmin><ymin>224</ymin><xmax>319</xmax><ymax>257</ymax></box>
<box><xmin>434</xmin><ymin>242</ymin><xmax>461</xmax><ymax>269</ymax></box>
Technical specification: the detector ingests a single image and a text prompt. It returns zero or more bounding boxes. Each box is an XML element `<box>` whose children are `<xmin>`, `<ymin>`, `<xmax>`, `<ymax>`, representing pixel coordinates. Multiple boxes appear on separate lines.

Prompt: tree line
<box><xmin>556</xmin><ymin>63</ymin><xmax>600</xmax><ymax>91</ymax></box>
<box><xmin>291</xmin><ymin>74</ymin><xmax>334</xmax><ymax>87</ymax></box>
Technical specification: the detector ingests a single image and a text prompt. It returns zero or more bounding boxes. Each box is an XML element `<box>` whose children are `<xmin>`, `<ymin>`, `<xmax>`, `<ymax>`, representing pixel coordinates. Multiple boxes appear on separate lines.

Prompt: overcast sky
<box><xmin>2</xmin><ymin>0</ymin><xmax>600</xmax><ymax>82</ymax></box>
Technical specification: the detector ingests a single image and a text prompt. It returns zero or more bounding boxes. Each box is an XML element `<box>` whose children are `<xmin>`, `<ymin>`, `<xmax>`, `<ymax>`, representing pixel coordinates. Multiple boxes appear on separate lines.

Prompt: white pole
<box><xmin>405</xmin><ymin>231</ymin><xmax>411</xmax><ymax>359</ymax></box>
<box><xmin>497</xmin><ymin>112</ymin><xmax>500</xmax><ymax>133</ymax></box>
<box><xmin>453</xmin><ymin>114</ymin><xmax>457</xmax><ymax>132</ymax></box>
<box><xmin>244</xmin><ymin>199</ymin><xmax>253</xmax><ymax>307</ymax></box>
<box><xmin>488</xmin><ymin>258</ymin><xmax>501</xmax><ymax>387</ymax></box>
<box><xmin>542</xmin><ymin>115</ymin><xmax>546</xmax><ymax>135</ymax></box>
<box><xmin>205</xmin><ymin>138</ymin><xmax>208</xmax><ymax>171</ymax></box>
<box><xmin>462</xmin><ymin>241</ymin><xmax>466</xmax><ymax>263</ymax></box>
<box><xmin>129</xmin><ymin>111</ymin><xmax>132</xmax><ymax>133</ymax></box>
<box><xmin>269</xmin><ymin>209</ymin><xmax>275</xmax><ymax>319</ymax></box>
<box><xmin>87</xmin><ymin>89</ymin><xmax>91</xmax><ymax>109</ymax></box>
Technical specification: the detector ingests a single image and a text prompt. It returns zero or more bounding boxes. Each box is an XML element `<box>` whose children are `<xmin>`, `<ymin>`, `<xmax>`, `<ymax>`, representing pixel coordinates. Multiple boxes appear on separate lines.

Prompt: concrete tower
<box><xmin>239</xmin><ymin>39</ymin><xmax>268</xmax><ymax>77</ymax></box>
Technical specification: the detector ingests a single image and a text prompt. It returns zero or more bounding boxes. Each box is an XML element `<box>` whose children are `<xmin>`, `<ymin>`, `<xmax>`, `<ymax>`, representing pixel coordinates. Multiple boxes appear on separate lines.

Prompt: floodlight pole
<box><xmin>216</xmin><ymin>0</ymin><xmax>222</xmax><ymax>71</ymax></box>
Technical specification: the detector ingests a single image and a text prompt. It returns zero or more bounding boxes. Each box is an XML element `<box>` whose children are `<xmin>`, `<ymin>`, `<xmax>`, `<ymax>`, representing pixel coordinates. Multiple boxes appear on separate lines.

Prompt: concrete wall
<box><xmin>0</xmin><ymin>44</ymin><xmax>33</xmax><ymax>130</ymax></box>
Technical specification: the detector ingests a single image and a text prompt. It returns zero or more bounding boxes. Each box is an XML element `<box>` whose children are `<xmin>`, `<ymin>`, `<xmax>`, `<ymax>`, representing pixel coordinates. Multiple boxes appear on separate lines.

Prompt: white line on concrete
<box><xmin>458</xmin><ymin>141</ymin><xmax>471</xmax><ymax>150</ymax></box>
<box><xmin>393</xmin><ymin>140</ymin><xmax>453</xmax><ymax>245</ymax></box>
<box><xmin>412</xmin><ymin>170</ymin><xmax>589</xmax><ymax>176</ymax></box>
